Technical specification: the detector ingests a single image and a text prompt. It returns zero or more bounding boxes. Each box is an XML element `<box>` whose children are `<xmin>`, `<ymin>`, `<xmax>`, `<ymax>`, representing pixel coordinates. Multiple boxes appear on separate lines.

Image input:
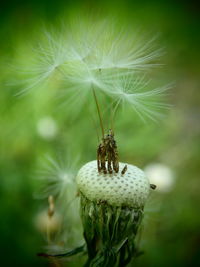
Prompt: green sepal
<box><xmin>80</xmin><ymin>194</ymin><xmax>144</xmax><ymax>267</ymax></box>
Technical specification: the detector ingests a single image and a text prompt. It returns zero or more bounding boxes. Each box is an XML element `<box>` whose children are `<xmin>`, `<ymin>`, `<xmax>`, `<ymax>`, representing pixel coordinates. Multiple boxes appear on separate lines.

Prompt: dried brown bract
<box><xmin>150</xmin><ymin>184</ymin><xmax>157</xmax><ymax>190</ymax></box>
<box><xmin>97</xmin><ymin>129</ymin><xmax>119</xmax><ymax>174</ymax></box>
<box><xmin>121</xmin><ymin>165</ymin><xmax>127</xmax><ymax>175</ymax></box>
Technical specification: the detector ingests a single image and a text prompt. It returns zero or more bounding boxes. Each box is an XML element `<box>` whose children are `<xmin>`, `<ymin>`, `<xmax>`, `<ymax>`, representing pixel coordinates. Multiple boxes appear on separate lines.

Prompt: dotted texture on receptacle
<box><xmin>76</xmin><ymin>161</ymin><xmax>150</xmax><ymax>208</ymax></box>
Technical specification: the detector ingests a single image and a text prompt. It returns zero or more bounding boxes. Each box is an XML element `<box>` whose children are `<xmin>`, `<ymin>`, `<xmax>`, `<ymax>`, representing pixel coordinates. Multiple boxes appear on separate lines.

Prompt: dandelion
<box><xmin>33</xmin><ymin>16</ymin><xmax>170</xmax><ymax>266</ymax></box>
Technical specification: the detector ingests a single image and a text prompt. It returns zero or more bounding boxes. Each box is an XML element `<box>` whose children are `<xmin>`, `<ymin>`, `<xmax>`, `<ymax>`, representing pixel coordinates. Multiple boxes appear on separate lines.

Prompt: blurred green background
<box><xmin>0</xmin><ymin>0</ymin><xmax>200</xmax><ymax>266</ymax></box>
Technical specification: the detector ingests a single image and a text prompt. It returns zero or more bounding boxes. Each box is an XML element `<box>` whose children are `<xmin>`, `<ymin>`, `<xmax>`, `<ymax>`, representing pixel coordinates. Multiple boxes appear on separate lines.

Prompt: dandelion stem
<box><xmin>92</xmin><ymin>87</ymin><xmax>104</xmax><ymax>138</ymax></box>
<box><xmin>46</xmin><ymin>221</ymin><xmax>51</xmax><ymax>244</ymax></box>
<box><xmin>90</xmin><ymin>112</ymin><xmax>100</xmax><ymax>143</ymax></box>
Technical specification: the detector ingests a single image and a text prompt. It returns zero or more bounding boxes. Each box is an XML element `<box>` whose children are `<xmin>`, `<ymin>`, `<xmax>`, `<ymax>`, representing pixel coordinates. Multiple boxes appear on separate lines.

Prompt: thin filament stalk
<box><xmin>110</xmin><ymin>101</ymin><xmax>120</xmax><ymax>132</ymax></box>
<box><xmin>92</xmin><ymin>88</ymin><xmax>104</xmax><ymax>138</ymax></box>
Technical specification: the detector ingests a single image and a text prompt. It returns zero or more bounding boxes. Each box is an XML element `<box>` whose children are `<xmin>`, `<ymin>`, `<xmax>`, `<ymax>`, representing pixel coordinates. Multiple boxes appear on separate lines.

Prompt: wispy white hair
<box><xmin>16</xmin><ymin>17</ymin><xmax>170</xmax><ymax>121</ymax></box>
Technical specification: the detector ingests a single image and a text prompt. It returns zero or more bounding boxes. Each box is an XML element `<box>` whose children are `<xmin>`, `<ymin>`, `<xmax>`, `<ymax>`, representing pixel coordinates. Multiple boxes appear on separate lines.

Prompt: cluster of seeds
<box><xmin>76</xmin><ymin>160</ymin><xmax>150</xmax><ymax>208</ymax></box>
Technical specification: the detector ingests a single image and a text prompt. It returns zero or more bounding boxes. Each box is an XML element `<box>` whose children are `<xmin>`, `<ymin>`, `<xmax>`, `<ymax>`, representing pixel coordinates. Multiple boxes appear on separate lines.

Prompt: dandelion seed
<box><xmin>104</xmin><ymin>74</ymin><xmax>171</xmax><ymax>121</ymax></box>
<box><xmin>35</xmin><ymin>153</ymin><xmax>83</xmax><ymax>250</ymax></box>
<box><xmin>36</xmin><ymin>154</ymin><xmax>78</xmax><ymax>201</ymax></box>
<box><xmin>88</xmin><ymin>28</ymin><xmax>163</xmax><ymax>71</ymax></box>
<box><xmin>14</xmin><ymin>18</ymin><xmax>170</xmax><ymax>122</ymax></box>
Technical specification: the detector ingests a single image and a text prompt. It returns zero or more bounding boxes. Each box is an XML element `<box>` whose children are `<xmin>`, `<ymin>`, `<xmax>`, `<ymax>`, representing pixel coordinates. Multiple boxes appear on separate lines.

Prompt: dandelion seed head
<box><xmin>144</xmin><ymin>163</ymin><xmax>175</xmax><ymax>193</ymax></box>
<box><xmin>76</xmin><ymin>160</ymin><xmax>150</xmax><ymax>208</ymax></box>
<box><xmin>37</xmin><ymin>116</ymin><xmax>58</xmax><ymax>140</ymax></box>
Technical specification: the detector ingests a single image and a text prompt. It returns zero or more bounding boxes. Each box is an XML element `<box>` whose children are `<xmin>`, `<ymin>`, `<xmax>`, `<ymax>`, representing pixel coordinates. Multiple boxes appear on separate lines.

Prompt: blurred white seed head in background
<box><xmin>144</xmin><ymin>163</ymin><xmax>175</xmax><ymax>193</ymax></box>
<box><xmin>37</xmin><ymin>116</ymin><xmax>58</xmax><ymax>140</ymax></box>
<box><xmin>36</xmin><ymin>154</ymin><xmax>77</xmax><ymax>200</ymax></box>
